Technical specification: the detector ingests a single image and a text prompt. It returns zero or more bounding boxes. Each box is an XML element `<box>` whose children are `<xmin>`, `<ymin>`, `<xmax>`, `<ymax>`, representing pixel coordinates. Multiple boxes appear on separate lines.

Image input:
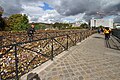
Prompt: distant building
<box><xmin>72</xmin><ymin>21</ymin><xmax>82</xmax><ymax>27</ymax></box>
<box><xmin>90</xmin><ymin>19</ymin><xmax>114</xmax><ymax>29</ymax></box>
<box><xmin>114</xmin><ymin>22</ymin><xmax>120</xmax><ymax>29</ymax></box>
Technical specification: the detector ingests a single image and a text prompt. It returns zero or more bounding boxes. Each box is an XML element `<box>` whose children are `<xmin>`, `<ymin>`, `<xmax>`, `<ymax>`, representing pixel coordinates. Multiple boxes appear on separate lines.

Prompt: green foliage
<box><xmin>0</xmin><ymin>6</ymin><xmax>4</xmax><ymax>16</ymax></box>
<box><xmin>53</xmin><ymin>22</ymin><xmax>71</xmax><ymax>30</ymax></box>
<box><xmin>66</xmin><ymin>27</ymin><xmax>82</xmax><ymax>29</ymax></box>
<box><xmin>34</xmin><ymin>24</ymin><xmax>40</xmax><ymax>30</ymax></box>
<box><xmin>8</xmin><ymin>14</ymin><xmax>29</xmax><ymax>31</ymax></box>
<box><xmin>53</xmin><ymin>22</ymin><xmax>61</xmax><ymax>29</ymax></box>
<box><xmin>80</xmin><ymin>23</ymin><xmax>89</xmax><ymax>29</ymax></box>
<box><xmin>41</xmin><ymin>25</ymin><xmax>46</xmax><ymax>29</ymax></box>
<box><xmin>35</xmin><ymin>24</ymin><xmax>46</xmax><ymax>30</ymax></box>
<box><xmin>99</xmin><ymin>25</ymin><xmax>104</xmax><ymax>28</ymax></box>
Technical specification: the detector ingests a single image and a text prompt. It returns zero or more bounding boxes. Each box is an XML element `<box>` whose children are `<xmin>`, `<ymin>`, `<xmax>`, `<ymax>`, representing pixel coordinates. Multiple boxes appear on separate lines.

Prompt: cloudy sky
<box><xmin>0</xmin><ymin>0</ymin><xmax>120</xmax><ymax>23</ymax></box>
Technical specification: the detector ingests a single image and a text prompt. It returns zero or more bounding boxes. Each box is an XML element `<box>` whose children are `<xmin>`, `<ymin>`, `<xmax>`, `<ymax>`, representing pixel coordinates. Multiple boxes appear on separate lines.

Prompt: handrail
<box><xmin>0</xmin><ymin>31</ymin><xmax>88</xmax><ymax>48</ymax></box>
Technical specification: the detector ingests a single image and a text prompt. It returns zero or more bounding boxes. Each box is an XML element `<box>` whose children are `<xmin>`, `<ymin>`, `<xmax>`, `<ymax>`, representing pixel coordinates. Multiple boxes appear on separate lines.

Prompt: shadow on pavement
<box><xmin>105</xmin><ymin>39</ymin><xmax>120</xmax><ymax>51</ymax></box>
<box><xmin>93</xmin><ymin>36</ymin><xmax>104</xmax><ymax>39</ymax></box>
<box><xmin>27</xmin><ymin>73</ymin><xmax>41</xmax><ymax>80</ymax></box>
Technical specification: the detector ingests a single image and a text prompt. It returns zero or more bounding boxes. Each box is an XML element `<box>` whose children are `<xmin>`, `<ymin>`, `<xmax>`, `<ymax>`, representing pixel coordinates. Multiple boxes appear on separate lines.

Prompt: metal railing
<box><xmin>0</xmin><ymin>30</ymin><xmax>96</xmax><ymax>80</ymax></box>
<box><xmin>112</xmin><ymin>29</ymin><xmax>120</xmax><ymax>39</ymax></box>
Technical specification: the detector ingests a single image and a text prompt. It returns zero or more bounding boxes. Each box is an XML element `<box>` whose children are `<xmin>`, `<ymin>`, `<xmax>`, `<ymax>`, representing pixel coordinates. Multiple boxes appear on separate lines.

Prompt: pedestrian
<box><xmin>27</xmin><ymin>24</ymin><xmax>35</xmax><ymax>41</ymax></box>
<box><xmin>104</xmin><ymin>27</ymin><xmax>111</xmax><ymax>40</ymax></box>
<box><xmin>97</xmin><ymin>28</ymin><xmax>100</xmax><ymax>34</ymax></box>
<box><xmin>101</xmin><ymin>28</ymin><xmax>104</xmax><ymax>33</ymax></box>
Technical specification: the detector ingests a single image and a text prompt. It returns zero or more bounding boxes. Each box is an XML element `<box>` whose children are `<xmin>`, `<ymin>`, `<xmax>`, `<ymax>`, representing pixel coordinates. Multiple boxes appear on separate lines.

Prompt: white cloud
<box><xmin>1</xmin><ymin>0</ymin><xmax>120</xmax><ymax>23</ymax></box>
<box><xmin>37</xmin><ymin>10</ymin><xmax>60</xmax><ymax>23</ymax></box>
<box><xmin>63</xmin><ymin>13</ymin><xmax>85</xmax><ymax>22</ymax></box>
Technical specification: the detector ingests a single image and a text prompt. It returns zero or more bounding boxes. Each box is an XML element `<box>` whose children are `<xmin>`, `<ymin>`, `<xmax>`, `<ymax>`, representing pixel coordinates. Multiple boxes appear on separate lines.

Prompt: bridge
<box><xmin>0</xmin><ymin>29</ymin><xmax>120</xmax><ymax>80</ymax></box>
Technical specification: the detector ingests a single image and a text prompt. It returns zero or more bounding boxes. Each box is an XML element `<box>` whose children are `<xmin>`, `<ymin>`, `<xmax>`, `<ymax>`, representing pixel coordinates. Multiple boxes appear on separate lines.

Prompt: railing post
<box><xmin>0</xmin><ymin>49</ymin><xmax>2</xmax><ymax>79</ymax></box>
<box><xmin>75</xmin><ymin>33</ymin><xmax>77</xmax><ymax>45</ymax></box>
<box><xmin>0</xmin><ymin>59</ymin><xmax>2</xmax><ymax>80</ymax></box>
<box><xmin>85</xmin><ymin>32</ymin><xmax>87</xmax><ymax>38</ymax></box>
<box><xmin>46</xmin><ymin>32</ymin><xmax>48</xmax><ymax>38</ymax></box>
<box><xmin>56</xmin><ymin>32</ymin><xmax>57</xmax><ymax>37</ymax></box>
<box><xmin>51</xmin><ymin>38</ymin><xmax>54</xmax><ymax>61</ymax></box>
<box><xmin>66</xmin><ymin>35</ymin><xmax>69</xmax><ymax>50</ymax></box>
<box><xmin>81</xmin><ymin>32</ymin><xmax>83</xmax><ymax>41</ymax></box>
<box><xmin>80</xmin><ymin>32</ymin><xmax>82</xmax><ymax>42</ymax></box>
<box><xmin>0</xmin><ymin>36</ymin><xmax>3</xmax><ymax>46</ymax></box>
<box><xmin>83</xmin><ymin>32</ymin><xmax>85</xmax><ymax>40</ymax></box>
<box><xmin>85</xmin><ymin>32</ymin><xmax>86</xmax><ymax>38</ymax></box>
<box><xmin>14</xmin><ymin>45</ymin><xmax>19</xmax><ymax>80</ymax></box>
<box><xmin>79</xmin><ymin>32</ymin><xmax>81</xmax><ymax>42</ymax></box>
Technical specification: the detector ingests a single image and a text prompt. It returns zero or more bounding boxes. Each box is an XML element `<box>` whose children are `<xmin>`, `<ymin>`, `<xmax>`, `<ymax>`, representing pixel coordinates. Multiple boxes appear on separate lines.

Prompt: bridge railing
<box><xmin>0</xmin><ymin>30</ymin><xmax>96</xmax><ymax>80</ymax></box>
<box><xmin>0</xmin><ymin>30</ymin><xmax>88</xmax><ymax>46</ymax></box>
<box><xmin>112</xmin><ymin>29</ymin><xmax>120</xmax><ymax>39</ymax></box>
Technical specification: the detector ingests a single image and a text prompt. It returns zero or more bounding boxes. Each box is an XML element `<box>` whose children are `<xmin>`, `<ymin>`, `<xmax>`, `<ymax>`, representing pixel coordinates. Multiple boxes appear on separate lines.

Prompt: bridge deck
<box><xmin>24</xmin><ymin>34</ymin><xmax>120</xmax><ymax>80</ymax></box>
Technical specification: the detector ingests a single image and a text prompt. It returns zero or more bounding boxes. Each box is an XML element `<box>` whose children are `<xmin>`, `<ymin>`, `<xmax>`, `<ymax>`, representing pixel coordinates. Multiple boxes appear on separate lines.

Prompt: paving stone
<box><xmin>78</xmin><ymin>76</ymin><xmax>84</xmax><ymax>80</ymax></box>
<box><xmin>64</xmin><ymin>74</ymin><xmax>70</xmax><ymax>78</ymax></box>
<box><xmin>52</xmin><ymin>76</ymin><xmax>59</xmax><ymax>80</ymax></box>
<box><xmin>46</xmin><ymin>77</ymin><xmax>52</xmax><ymax>80</ymax></box>
<box><xmin>80</xmin><ymin>71</ymin><xmax>86</xmax><ymax>75</ymax></box>
<box><xmin>73</xmin><ymin>77</ymin><xmax>79</xmax><ymax>80</ymax></box>
<box><xmin>63</xmin><ymin>70</ymin><xmax>68</xmax><ymax>74</ymax></box>
<box><xmin>75</xmin><ymin>72</ymin><xmax>81</xmax><ymax>76</ymax></box>
<box><xmin>52</xmin><ymin>71</ymin><xmax>58</xmax><ymax>75</ymax></box>
<box><xmin>66</xmin><ymin>77</ymin><xmax>72</xmax><ymax>80</ymax></box>
<box><xmin>68</xmin><ymin>69</ymin><xmax>73</xmax><ymax>72</ymax></box>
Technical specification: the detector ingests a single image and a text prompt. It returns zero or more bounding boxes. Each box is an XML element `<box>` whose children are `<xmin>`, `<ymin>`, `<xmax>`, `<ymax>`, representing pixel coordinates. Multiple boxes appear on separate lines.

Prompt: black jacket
<box><xmin>27</xmin><ymin>27</ymin><xmax>35</xmax><ymax>34</ymax></box>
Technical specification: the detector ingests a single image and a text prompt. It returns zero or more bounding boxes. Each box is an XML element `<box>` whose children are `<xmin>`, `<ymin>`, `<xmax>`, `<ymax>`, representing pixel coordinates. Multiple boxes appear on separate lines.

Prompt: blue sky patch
<box><xmin>40</xmin><ymin>2</ymin><xmax>53</xmax><ymax>11</ymax></box>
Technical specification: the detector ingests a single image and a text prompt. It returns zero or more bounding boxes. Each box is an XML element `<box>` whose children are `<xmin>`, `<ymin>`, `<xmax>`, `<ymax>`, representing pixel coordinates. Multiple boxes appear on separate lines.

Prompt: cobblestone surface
<box><xmin>39</xmin><ymin>34</ymin><xmax>120</xmax><ymax>80</ymax></box>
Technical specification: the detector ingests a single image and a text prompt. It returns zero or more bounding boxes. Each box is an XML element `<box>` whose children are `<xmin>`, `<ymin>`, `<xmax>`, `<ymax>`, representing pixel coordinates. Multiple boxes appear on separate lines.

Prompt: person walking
<box><xmin>104</xmin><ymin>27</ymin><xmax>111</xmax><ymax>40</ymax></box>
<box><xmin>27</xmin><ymin>24</ymin><xmax>35</xmax><ymax>41</ymax></box>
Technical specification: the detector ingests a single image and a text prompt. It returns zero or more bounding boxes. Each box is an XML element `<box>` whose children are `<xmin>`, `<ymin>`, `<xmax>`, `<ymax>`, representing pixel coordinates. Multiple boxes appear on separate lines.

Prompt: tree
<box><xmin>0</xmin><ymin>6</ymin><xmax>6</xmax><ymax>31</ymax></box>
<box><xmin>53</xmin><ymin>22</ymin><xmax>70</xmax><ymax>30</ymax></box>
<box><xmin>0</xmin><ymin>6</ymin><xmax>4</xmax><ymax>16</ymax></box>
<box><xmin>62</xmin><ymin>23</ymin><xmax>70</xmax><ymax>29</ymax></box>
<box><xmin>8</xmin><ymin>14</ymin><xmax>29</xmax><ymax>31</ymax></box>
<box><xmin>99</xmin><ymin>25</ymin><xmax>104</xmax><ymax>28</ymax></box>
<box><xmin>80</xmin><ymin>23</ymin><xmax>88</xmax><ymax>29</ymax></box>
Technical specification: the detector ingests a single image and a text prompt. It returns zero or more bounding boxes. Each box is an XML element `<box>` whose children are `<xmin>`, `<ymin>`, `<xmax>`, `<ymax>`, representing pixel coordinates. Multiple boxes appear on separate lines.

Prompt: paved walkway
<box><xmin>38</xmin><ymin>34</ymin><xmax>120</xmax><ymax>80</ymax></box>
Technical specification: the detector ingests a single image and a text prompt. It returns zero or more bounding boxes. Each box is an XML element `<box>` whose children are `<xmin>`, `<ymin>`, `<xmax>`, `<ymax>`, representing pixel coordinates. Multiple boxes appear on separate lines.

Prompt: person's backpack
<box><xmin>104</xmin><ymin>29</ymin><xmax>109</xmax><ymax>34</ymax></box>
